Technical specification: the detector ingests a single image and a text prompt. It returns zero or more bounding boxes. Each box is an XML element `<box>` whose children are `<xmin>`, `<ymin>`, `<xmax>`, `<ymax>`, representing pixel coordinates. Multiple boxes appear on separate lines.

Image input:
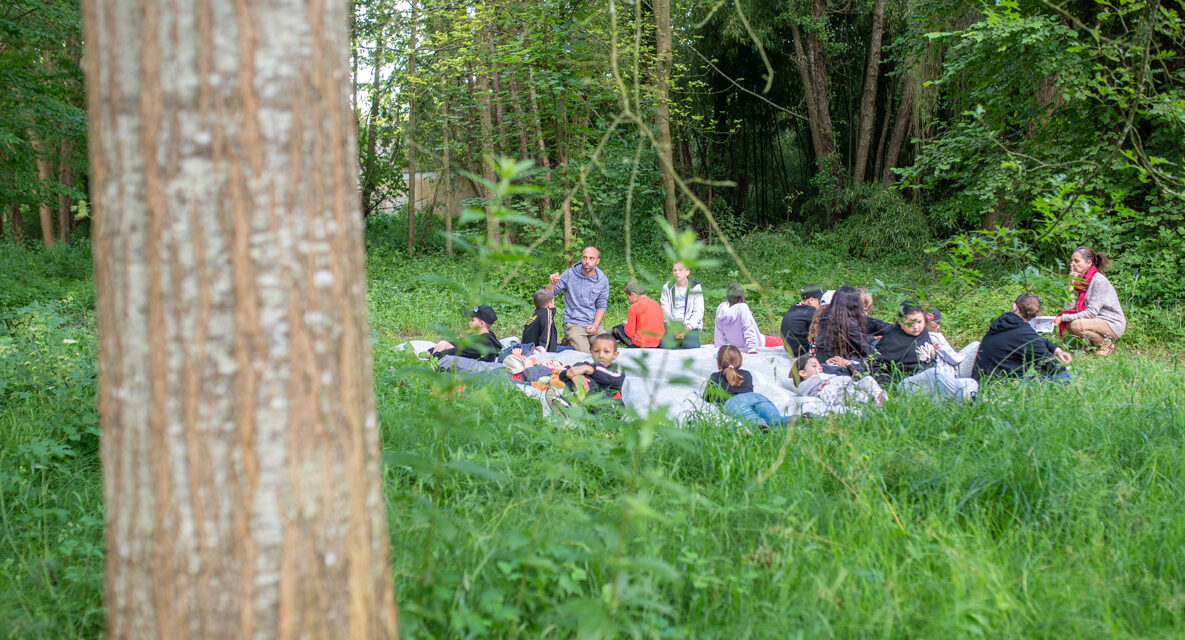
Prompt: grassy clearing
<box><xmin>377</xmin><ymin>340</ymin><xmax>1185</xmax><ymax>638</ymax></box>
<box><xmin>2</xmin><ymin>237</ymin><xmax>1184</xmax><ymax>638</ymax></box>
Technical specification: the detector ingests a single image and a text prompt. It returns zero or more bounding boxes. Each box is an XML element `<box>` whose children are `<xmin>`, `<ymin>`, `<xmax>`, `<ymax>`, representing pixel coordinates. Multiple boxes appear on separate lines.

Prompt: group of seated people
<box><xmin>423</xmin><ymin>245</ymin><xmax>1126</xmax><ymax>425</ymax></box>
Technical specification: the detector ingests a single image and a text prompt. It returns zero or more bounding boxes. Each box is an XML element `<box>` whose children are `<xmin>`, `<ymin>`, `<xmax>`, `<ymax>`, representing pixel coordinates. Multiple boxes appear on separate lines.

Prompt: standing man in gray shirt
<box><xmin>547</xmin><ymin>246</ymin><xmax>609</xmax><ymax>352</ymax></box>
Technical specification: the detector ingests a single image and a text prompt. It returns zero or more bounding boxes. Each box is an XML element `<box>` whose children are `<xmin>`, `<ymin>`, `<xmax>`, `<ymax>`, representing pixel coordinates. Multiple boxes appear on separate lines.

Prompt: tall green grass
<box><xmin>2</xmin><ymin>237</ymin><xmax>1183</xmax><ymax>638</ymax></box>
<box><xmin>375</xmin><ymin>334</ymin><xmax>1185</xmax><ymax>637</ymax></box>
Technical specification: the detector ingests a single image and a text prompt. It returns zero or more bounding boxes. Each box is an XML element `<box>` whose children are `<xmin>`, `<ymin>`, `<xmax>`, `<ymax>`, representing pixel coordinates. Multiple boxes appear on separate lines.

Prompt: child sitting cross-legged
<box><xmin>703</xmin><ymin>346</ymin><xmax>787</xmax><ymax>429</ymax></box>
<box><xmin>546</xmin><ymin>334</ymin><xmax>626</xmax><ymax>412</ymax></box>
<box><xmin>790</xmin><ymin>354</ymin><xmax>886</xmax><ymax>409</ymax></box>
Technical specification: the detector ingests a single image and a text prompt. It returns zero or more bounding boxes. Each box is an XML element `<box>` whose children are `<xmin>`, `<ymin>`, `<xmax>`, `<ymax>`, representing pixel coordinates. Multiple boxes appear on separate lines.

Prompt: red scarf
<box><xmin>1057</xmin><ymin>265</ymin><xmax>1097</xmax><ymax>337</ymax></box>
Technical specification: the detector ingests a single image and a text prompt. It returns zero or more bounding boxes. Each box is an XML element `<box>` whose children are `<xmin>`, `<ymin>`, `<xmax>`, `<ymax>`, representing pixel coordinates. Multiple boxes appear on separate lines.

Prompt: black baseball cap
<box><xmin>469</xmin><ymin>304</ymin><xmax>497</xmax><ymax>326</ymax></box>
<box><xmin>799</xmin><ymin>284</ymin><xmax>824</xmax><ymax>300</ymax></box>
<box><xmin>926</xmin><ymin>307</ymin><xmax>941</xmax><ymax>323</ymax></box>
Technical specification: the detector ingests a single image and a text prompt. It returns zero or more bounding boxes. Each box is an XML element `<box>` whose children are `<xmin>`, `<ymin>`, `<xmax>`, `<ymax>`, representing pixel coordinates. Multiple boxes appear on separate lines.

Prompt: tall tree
<box><xmin>852</xmin><ymin>0</ymin><xmax>886</xmax><ymax>185</ymax></box>
<box><xmin>407</xmin><ymin>0</ymin><xmax>418</xmax><ymax>252</ymax></box>
<box><xmin>84</xmin><ymin>0</ymin><xmax>400</xmax><ymax>636</ymax></box>
<box><xmin>653</xmin><ymin>0</ymin><xmax>678</xmax><ymax>227</ymax></box>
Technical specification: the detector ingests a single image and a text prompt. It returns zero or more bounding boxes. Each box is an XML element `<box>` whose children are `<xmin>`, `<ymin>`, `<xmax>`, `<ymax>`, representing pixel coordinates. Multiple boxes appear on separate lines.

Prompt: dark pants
<box><xmin>611</xmin><ymin>324</ymin><xmax>637</xmax><ymax>348</ymax></box>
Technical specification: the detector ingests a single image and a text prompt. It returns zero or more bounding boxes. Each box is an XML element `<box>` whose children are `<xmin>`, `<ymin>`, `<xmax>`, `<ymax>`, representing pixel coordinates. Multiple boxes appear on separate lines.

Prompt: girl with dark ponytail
<box><xmin>1053</xmin><ymin>245</ymin><xmax>1126</xmax><ymax>356</ymax></box>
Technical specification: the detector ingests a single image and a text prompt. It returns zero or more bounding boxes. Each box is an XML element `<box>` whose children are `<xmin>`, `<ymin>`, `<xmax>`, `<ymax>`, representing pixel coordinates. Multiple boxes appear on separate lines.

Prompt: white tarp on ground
<box><xmin>400</xmin><ymin>338</ymin><xmax>833</xmax><ymax>422</ymax></box>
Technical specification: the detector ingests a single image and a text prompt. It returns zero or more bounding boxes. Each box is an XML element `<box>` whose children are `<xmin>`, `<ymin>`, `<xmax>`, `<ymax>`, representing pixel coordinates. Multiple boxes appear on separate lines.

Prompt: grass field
<box><xmin>2</xmin><ymin>236</ymin><xmax>1184</xmax><ymax>638</ymax></box>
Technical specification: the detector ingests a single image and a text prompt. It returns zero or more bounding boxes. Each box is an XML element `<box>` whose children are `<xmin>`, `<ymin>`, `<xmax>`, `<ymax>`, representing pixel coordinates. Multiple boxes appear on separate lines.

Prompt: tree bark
<box><xmin>882</xmin><ymin>69</ymin><xmax>915</xmax><ymax>184</ymax></box>
<box><xmin>83</xmin><ymin>0</ymin><xmax>400</xmax><ymax>637</ymax></box>
<box><xmin>852</xmin><ymin>0</ymin><xmax>886</xmax><ymax>185</ymax></box>
<box><xmin>477</xmin><ymin>60</ymin><xmax>498</xmax><ymax>245</ymax></box>
<box><xmin>507</xmin><ymin>75</ymin><xmax>531</xmax><ymax>161</ymax></box>
<box><xmin>555</xmin><ymin>90</ymin><xmax>571</xmax><ymax>254</ymax></box>
<box><xmin>32</xmin><ymin>136</ymin><xmax>56</xmax><ymax>247</ymax></box>
<box><xmin>58</xmin><ymin>138</ymin><xmax>74</xmax><ymax>242</ymax></box>
<box><xmin>442</xmin><ymin>94</ymin><xmax>453</xmax><ymax>257</ymax></box>
<box><xmin>407</xmin><ymin>0</ymin><xmax>417</xmax><ymax>252</ymax></box>
<box><xmin>7</xmin><ymin>204</ymin><xmax>21</xmax><ymax>245</ymax></box>
<box><xmin>529</xmin><ymin>75</ymin><xmax>553</xmax><ymax>217</ymax></box>
<box><xmin>361</xmin><ymin>30</ymin><xmax>386</xmax><ymax>217</ymax></box>
<box><xmin>873</xmin><ymin>75</ymin><xmax>895</xmax><ymax>182</ymax></box>
<box><xmin>653</xmin><ymin>0</ymin><xmax>677</xmax><ymax>227</ymax></box>
<box><xmin>789</xmin><ymin>22</ymin><xmax>823</xmax><ymax>168</ymax></box>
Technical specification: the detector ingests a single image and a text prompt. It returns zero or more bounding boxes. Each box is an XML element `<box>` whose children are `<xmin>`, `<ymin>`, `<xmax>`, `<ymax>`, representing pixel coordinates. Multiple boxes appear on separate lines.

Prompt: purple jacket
<box><xmin>713</xmin><ymin>301</ymin><xmax>762</xmax><ymax>352</ymax></box>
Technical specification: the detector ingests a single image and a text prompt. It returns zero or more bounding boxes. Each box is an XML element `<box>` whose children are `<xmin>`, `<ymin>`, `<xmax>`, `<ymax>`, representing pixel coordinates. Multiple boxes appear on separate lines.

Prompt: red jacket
<box><xmin>625</xmin><ymin>295</ymin><xmax>665</xmax><ymax>347</ymax></box>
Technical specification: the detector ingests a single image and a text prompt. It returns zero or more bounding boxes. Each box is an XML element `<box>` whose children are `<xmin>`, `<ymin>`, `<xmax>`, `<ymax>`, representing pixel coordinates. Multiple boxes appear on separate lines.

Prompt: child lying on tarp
<box><xmin>790</xmin><ymin>355</ymin><xmax>886</xmax><ymax>409</ymax></box>
<box><xmin>702</xmin><ymin>346</ymin><xmax>787</xmax><ymax>429</ymax></box>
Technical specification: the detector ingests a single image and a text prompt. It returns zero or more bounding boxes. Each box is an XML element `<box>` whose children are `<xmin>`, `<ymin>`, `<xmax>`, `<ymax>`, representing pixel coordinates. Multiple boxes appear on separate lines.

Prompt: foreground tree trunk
<box><xmin>84</xmin><ymin>0</ymin><xmax>400</xmax><ymax>637</ymax></box>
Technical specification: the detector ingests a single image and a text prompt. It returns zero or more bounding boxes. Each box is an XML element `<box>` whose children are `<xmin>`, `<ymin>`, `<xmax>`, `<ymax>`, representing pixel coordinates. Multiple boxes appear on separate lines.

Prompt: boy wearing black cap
<box><xmin>429</xmin><ymin>305</ymin><xmax>504</xmax><ymax>362</ymax></box>
<box><xmin>780</xmin><ymin>284</ymin><xmax>823</xmax><ymax>356</ymax></box>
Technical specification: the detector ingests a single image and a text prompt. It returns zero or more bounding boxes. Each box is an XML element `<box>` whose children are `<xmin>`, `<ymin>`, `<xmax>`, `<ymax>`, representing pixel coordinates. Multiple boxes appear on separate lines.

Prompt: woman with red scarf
<box><xmin>1052</xmin><ymin>246</ymin><xmax>1127</xmax><ymax>356</ymax></box>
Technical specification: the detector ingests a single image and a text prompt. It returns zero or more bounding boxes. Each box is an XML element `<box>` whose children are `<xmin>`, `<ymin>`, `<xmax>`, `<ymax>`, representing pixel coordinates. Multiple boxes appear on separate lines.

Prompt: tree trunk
<box><xmin>361</xmin><ymin>30</ymin><xmax>386</xmax><ymax>217</ymax></box>
<box><xmin>653</xmin><ymin>0</ymin><xmax>677</xmax><ymax>227</ymax></box>
<box><xmin>32</xmin><ymin>136</ymin><xmax>55</xmax><ymax>247</ymax></box>
<box><xmin>789</xmin><ymin>23</ymin><xmax>823</xmax><ymax>168</ymax></box>
<box><xmin>804</xmin><ymin>0</ymin><xmax>839</xmax><ymax>174</ymax></box>
<box><xmin>83</xmin><ymin>0</ymin><xmax>401</xmax><ymax>637</ymax></box>
<box><xmin>873</xmin><ymin>75</ymin><xmax>895</xmax><ymax>182</ymax></box>
<box><xmin>407</xmin><ymin>0</ymin><xmax>417</xmax><ymax>253</ymax></box>
<box><xmin>555</xmin><ymin>90</ymin><xmax>571</xmax><ymax>254</ymax></box>
<box><xmin>491</xmin><ymin>69</ymin><xmax>511</xmax><ymax>244</ymax></box>
<box><xmin>58</xmin><ymin>139</ymin><xmax>74</xmax><ymax>242</ymax></box>
<box><xmin>442</xmin><ymin>94</ymin><xmax>453</xmax><ymax>257</ymax></box>
<box><xmin>882</xmin><ymin>69</ymin><xmax>915</xmax><ymax>184</ymax></box>
<box><xmin>529</xmin><ymin>75</ymin><xmax>553</xmax><ymax>217</ymax></box>
<box><xmin>852</xmin><ymin>0</ymin><xmax>886</xmax><ymax>185</ymax></box>
<box><xmin>507</xmin><ymin>75</ymin><xmax>531</xmax><ymax>161</ymax></box>
<box><xmin>477</xmin><ymin>63</ymin><xmax>498</xmax><ymax>245</ymax></box>
<box><xmin>7</xmin><ymin>204</ymin><xmax>21</xmax><ymax>245</ymax></box>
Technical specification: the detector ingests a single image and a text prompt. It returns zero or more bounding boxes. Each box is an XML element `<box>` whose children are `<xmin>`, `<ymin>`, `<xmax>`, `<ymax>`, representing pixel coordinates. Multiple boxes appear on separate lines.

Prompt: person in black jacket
<box><xmin>973</xmin><ymin>293</ymin><xmax>1073</xmax><ymax>381</ymax></box>
<box><xmin>429</xmin><ymin>305</ymin><xmax>504</xmax><ymax>362</ymax></box>
<box><xmin>780</xmin><ymin>284</ymin><xmax>823</xmax><ymax>356</ymax></box>
<box><xmin>870</xmin><ymin>303</ymin><xmax>933</xmax><ymax>384</ymax></box>
<box><xmin>522</xmin><ymin>289</ymin><xmax>560</xmax><ymax>352</ymax></box>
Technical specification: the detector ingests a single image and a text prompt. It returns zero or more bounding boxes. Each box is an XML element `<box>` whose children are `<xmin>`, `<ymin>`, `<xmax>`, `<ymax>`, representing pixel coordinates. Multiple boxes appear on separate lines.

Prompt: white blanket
<box><xmin>399</xmin><ymin>339</ymin><xmax>831</xmax><ymax>422</ymax></box>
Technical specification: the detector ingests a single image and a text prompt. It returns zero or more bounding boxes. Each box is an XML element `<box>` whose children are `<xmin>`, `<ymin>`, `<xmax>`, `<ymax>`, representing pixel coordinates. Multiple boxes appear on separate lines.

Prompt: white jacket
<box><xmin>659</xmin><ymin>280</ymin><xmax>704</xmax><ymax>331</ymax></box>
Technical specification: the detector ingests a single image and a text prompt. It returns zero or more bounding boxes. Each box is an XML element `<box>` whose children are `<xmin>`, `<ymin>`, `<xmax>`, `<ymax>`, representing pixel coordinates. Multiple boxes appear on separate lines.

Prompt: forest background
<box><xmin>2</xmin><ymin>0</ymin><xmax>1185</xmax><ymax>637</ymax></box>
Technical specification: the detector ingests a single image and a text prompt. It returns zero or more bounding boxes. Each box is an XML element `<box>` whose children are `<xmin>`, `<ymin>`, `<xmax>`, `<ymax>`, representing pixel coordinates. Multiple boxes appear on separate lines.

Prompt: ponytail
<box><xmin>1074</xmin><ymin>245</ymin><xmax>1111</xmax><ymax>272</ymax></box>
<box><xmin>716</xmin><ymin>345</ymin><xmax>744</xmax><ymax>387</ymax></box>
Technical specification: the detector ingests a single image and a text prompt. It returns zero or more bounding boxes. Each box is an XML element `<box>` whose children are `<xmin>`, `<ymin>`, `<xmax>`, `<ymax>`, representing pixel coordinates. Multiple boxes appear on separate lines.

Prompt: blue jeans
<box><xmin>660</xmin><ymin>327</ymin><xmax>701</xmax><ymax>349</ymax></box>
<box><xmin>723</xmin><ymin>393</ymin><xmax>786</xmax><ymax>428</ymax></box>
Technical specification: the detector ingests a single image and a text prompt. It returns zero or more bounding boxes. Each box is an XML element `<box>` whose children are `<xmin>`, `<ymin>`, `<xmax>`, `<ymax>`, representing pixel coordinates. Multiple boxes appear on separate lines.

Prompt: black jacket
<box><xmin>972</xmin><ymin>312</ymin><xmax>1064</xmax><ymax>379</ymax></box>
<box><xmin>871</xmin><ymin>325</ymin><xmax>932</xmax><ymax>384</ymax></box>
<box><xmin>434</xmin><ymin>331</ymin><xmax>503</xmax><ymax>362</ymax></box>
<box><xmin>866</xmin><ymin>316</ymin><xmax>895</xmax><ymax>336</ymax></box>
<box><xmin>779</xmin><ymin>304</ymin><xmax>817</xmax><ymax>356</ymax></box>
<box><xmin>521</xmin><ymin>307</ymin><xmax>559</xmax><ymax>352</ymax></box>
<box><xmin>703</xmin><ymin>369</ymin><xmax>755</xmax><ymax>404</ymax></box>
